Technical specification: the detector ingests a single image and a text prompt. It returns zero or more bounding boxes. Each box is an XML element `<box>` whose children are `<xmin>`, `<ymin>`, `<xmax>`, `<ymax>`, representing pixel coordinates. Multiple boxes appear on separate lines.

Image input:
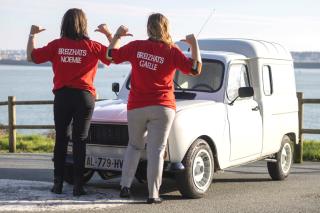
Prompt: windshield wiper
<box><xmin>173</xmin><ymin>80</ymin><xmax>186</xmax><ymax>92</ymax></box>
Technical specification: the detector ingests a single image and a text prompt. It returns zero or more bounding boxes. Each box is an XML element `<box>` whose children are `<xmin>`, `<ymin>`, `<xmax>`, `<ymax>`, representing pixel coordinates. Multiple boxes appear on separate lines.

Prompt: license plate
<box><xmin>85</xmin><ymin>156</ymin><xmax>123</xmax><ymax>171</ymax></box>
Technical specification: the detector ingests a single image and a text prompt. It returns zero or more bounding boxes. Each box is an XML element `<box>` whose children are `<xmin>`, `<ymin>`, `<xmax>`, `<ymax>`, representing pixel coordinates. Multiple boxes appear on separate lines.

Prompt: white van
<box><xmin>65</xmin><ymin>38</ymin><xmax>299</xmax><ymax>198</ymax></box>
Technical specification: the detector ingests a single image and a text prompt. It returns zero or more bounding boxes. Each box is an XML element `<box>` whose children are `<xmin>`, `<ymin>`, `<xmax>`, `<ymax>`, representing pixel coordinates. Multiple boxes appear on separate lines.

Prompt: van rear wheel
<box><xmin>267</xmin><ymin>135</ymin><xmax>294</xmax><ymax>180</ymax></box>
<box><xmin>175</xmin><ymin>139</ymin><xmax>214</xmax><ymax>198</ymax></box>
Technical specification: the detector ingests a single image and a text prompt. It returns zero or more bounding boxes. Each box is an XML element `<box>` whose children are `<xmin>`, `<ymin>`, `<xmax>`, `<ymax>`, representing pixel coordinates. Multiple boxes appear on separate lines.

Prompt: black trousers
<box><xmin>53</xmin><ymin>87</ymin><xmax>95</xmax><ymax>183</ymax></box>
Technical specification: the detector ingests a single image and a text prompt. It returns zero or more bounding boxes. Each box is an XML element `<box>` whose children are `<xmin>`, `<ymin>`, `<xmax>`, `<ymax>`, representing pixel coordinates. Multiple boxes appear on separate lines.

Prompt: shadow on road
<box><xmin>213</xmin><ymin>178</ymin><xmax>271</xmax><ymax>183</ymax></box>
<box><xmin>0</xmin><ymin>168</ymin><xmax>53</xmax><ymax>182</ymax></box>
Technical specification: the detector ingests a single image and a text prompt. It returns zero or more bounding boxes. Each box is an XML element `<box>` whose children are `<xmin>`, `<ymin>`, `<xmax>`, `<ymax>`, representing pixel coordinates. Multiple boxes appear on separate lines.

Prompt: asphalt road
<box><xmin>0</xmin><ymin>153</ymin><xmax>319</xmax><ymax>213</ymax></box>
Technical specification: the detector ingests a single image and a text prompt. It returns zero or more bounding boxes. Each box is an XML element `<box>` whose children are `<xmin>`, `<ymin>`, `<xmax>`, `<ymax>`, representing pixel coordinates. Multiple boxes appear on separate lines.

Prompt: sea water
<box><xmin>0</xmin><ymin>65</ymin><xmax>319</xmax><ymax>140</ymax></box>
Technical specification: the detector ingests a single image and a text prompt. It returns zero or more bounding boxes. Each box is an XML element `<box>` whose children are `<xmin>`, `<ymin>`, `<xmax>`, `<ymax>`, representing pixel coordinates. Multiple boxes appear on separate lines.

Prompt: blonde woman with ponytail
<box><xmin>106</xmin><ymin>13</ymin><xmax>202</xmax><ymax>204</ymax></box>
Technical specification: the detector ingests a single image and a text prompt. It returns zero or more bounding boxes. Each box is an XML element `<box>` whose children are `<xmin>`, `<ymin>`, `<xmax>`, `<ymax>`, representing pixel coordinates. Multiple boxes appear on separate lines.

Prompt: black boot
<box><xmin>72</xmin><ymin>138</ymin><xmax>87</xmax><ymax>196</ymax></box>
<box><xmin>120</xmin><ymin>187</ymin><xmax>131</xmax><ymax>198</ymax></box>
<box><xmin>73</xmin><ymin>175</ymin><xmax>86</xmax><ymax>196</ymax></box>
<box><xmin>73</xmin><ymin>184</ymin><xmax>87</xmax><ymax>196</ymax></box>
<box><xmin>51</xmin><ymin>176</ymin><xmax>63</xmax><ymax>194</ymax></box>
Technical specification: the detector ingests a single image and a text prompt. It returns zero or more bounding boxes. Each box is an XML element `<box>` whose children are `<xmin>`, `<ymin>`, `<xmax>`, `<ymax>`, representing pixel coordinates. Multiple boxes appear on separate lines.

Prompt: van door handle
<box><xmin>252</xmin><ymin>106</ymin><xmax>259</xmax><ymax>111</ymax></box>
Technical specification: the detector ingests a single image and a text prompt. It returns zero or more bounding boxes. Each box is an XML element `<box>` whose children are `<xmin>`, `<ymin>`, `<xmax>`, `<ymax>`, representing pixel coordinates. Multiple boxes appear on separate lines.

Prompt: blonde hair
<box><xmin>147</xmin><ymin>13</ymin><xmax>173</xmax><ymax>46</ymax></box>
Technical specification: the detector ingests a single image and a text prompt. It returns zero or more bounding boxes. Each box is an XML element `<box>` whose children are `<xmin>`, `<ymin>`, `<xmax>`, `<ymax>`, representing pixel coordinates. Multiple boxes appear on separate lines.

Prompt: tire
<box><xmin>97</xmin><ymin>170</ymin><xmax>121</xmax><ymax>180</ymax></box>
<box><xmin>267</xmin><ymin>135</ymin><xmax>294</xmax><ymax>180</ymax></box>
<box><xmin>135</xmin><ymin>161</ymin><xmax>147</xmax><ymax>183</ymax></box>
<box><xmin>63</xmin><ymin>164</ymin><xmax>95</xmax><ymax>185</ymax></box>
<box><xmin>175</xmin><ymin>138</ymin><xmax>214</xmax><ymax>198</ymax></box>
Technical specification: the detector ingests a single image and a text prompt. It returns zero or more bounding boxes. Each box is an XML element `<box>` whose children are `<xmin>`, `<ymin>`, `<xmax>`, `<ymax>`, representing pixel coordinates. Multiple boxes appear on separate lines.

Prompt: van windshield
<box><xmin>125</xmin><ymin>59</ymin><xmax>224</xmax><ymax>92</ymax></box>
<box><xmin>174</xmin><ymin>59</ymin><xmax>224</xmax><ymax>92</ymax></box>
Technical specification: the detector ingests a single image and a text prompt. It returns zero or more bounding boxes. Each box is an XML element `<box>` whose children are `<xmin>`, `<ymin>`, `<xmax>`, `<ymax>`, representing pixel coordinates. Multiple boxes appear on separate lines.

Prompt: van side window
<box><xmin>262</xmin><ymin>65</ymin><xmax>273</xmax><ymax>95</ymax></box>
<box><xmin>227</xmin><ymin>64</ymin><xmax>250</xmax><ymax>101</ymax></box>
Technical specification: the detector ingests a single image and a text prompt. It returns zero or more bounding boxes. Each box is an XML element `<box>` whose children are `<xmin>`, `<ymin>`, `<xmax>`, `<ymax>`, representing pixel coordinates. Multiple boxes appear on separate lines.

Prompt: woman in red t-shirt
<box><xmin>26</xmin><ymin>8</ymin><xmax>112</xmax><ymax>196</ymax></box>
<box><xmin>107</xmin><ymin>13</ymin><xmax>202</xmax><ymax>203</ymax></box>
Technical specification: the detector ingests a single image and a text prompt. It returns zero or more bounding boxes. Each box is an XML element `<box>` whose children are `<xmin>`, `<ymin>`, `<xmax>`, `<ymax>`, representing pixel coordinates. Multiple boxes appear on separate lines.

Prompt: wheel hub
<box><xmin>281</xmin><ymin>143</ymin><xmax>292</xmax><ymax>174</ymax></box>
<box><xmin>194</xmin><ymin>157</ymin><xmax>205</xmax><ymax>180</ymax></box>
<box><xmin>192</xmin><ymin>149</ymin><xmax>212</xmax><ymax>191</ymax></box>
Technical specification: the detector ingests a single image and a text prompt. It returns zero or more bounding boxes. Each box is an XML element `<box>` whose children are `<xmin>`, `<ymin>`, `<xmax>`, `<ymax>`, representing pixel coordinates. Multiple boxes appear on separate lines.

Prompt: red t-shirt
<box><xmin>112</xmin><ymin>39</ymin><xmax>193</xmax><ymax>110</ymax></box>
<box><xmin>31</xmin><ymin>37</ymin><xmax>110</xmax><ymax>97</ymax></box>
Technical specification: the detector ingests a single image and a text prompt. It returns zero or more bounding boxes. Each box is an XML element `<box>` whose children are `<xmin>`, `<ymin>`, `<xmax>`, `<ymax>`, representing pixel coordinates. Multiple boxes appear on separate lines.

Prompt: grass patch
<box><xmin>303</xmin><ymin>140</ymin><xmax>320</xmax><ymax>161</ymax></box>
<box><xmin>0</xmin><ymin>134</ymin><xmax>54</xmax><ymax>153</ymax></box>
<box><xmin>0</xmin><ymin>132</ymin><xmax>319</xmax><ymax>160</ymax></box>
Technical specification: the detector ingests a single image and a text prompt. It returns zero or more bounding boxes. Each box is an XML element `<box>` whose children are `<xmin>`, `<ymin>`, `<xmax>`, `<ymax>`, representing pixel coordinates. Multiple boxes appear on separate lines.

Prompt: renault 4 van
<box><xmin>65</xmin><ymin>38</ymin><xmax>298</xmax><ymax>198</ymax></box>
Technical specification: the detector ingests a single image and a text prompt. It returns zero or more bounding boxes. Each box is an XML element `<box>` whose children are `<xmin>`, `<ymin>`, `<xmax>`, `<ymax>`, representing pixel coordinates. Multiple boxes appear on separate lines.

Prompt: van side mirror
<box><xmin>238</xmin><ymin>87</ymin><xmax>254</xmax><ymax>98</ymax></box>
<box><xmin>112</xmin><ymin>82</ymin><xmax>120</xmax><ymax>96</ymax></box>
<box><xmin>229</xmin><ymin>87</ymin><xmax>254</xmax><ymax>105</ymax></box>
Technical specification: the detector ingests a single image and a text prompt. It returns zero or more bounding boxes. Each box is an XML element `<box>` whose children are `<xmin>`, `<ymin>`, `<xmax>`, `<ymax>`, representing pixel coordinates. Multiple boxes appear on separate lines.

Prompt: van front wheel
<box><xmin>267</xmin><ymin>136</ymin><xmax>294</xmax><ymax>180</ymax></box>
<box><xmin>175</xmin><ymin>139</ymin><xmax>214</xmax><ymax>198</ymax></box>
<box><xmin>63</xmin><ymin>164</ymin><xmax>95</xmax><ymax>185</ymax></box>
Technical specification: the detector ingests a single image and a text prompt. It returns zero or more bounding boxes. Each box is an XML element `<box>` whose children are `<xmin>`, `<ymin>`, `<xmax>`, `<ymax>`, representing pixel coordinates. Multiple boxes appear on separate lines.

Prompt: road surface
<box><xmin>0</xmin><ymin>153</ymin><xmax>319</xmax><ymax>213</ymax></box>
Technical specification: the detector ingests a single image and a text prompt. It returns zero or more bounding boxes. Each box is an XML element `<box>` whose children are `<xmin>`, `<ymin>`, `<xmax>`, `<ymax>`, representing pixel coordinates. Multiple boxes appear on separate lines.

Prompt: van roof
<box><xmin>176</xmin><ymin>38</ymin><xmax>292</xmax><ymax>60</ymax></box>
<box><xmin>184</xmin><ymin>50</ymin><xmax>247</xmax><ymax>64</ymax></box>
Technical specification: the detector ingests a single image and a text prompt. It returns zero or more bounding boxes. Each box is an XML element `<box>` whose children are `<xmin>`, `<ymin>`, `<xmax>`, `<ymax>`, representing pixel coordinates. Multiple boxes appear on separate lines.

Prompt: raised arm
<box><xmin>106</xmin><ymin>25</ymin><xmax>132</xmax><ymax>60</ymax></box>
<box><xmin>95</xmin><ymin>24</ymin><xmax>113</xmax><ymax>43</ymax></box>
<box><xmin>183</xmin><ymin>34</ymin><xmax>202</xmax><ymax>75</ymax></box>
<box><xmin>26</xmin><ymin>25</ymin><xmax>45</xmax><ymax>62</ymax></box>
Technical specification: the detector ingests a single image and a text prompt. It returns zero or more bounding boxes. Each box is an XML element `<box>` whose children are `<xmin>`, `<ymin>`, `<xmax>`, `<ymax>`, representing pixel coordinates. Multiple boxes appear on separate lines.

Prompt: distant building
<box><xmin>0</xmin><ymin>49</ymin><xmax>320</xmax><ymax>65</ymax></box>
<box><xmin>291</xmin><ymin>51</ymin><xmax>320</xmax><ymax>63</ymax></box>
<box><xmin>0</xmin><ymin>50</ymin><xmax>26</xmax><ymax>61</ymax></box>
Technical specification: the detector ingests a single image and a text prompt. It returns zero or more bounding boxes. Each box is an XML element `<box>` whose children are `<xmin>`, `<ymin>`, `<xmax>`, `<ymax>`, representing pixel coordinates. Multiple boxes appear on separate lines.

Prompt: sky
<box><xmin>1</xmin><ymin>0</ymin><xmax>320</xmax><ymax>51</ymax></box>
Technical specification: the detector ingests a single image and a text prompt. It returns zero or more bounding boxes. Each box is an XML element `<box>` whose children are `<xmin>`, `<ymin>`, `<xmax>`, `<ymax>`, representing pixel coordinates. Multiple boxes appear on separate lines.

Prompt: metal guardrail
<box><xmin>0</xmin><ymin>93</ymin><xmax>318</xmax><ymax>163</ymax></box>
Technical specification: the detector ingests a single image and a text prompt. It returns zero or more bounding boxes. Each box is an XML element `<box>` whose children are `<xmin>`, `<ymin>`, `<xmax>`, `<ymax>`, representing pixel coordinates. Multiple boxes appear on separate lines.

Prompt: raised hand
<box><xmin>95</xmin><ymin>24</ymin><xmax>112</xmax><ymax>37</ymax></box>
<box><xmin>30</xmin><ymin>25</ymin><xmax>45</xmax><ymax>35</ymax></box>
<box><xmin>115</xmin><ymin>25</ymin><xmax>133</xmax><ymax>37</ymax></box>
<box><xmin>181</xmin><ymin>34</ymin><xmax>196</xmax><ymax>46</ymax></box>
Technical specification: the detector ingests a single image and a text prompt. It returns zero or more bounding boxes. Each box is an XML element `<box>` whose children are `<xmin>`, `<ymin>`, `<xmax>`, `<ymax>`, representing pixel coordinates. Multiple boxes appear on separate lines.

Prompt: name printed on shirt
<box><xmin>58</xmin><ymin>48</ymin><xmax>87</xmax><ymax>64</ymax></box>
<box><xmin>137</xmin><ymin>51</ymin><xmax>165</xmax><ymax>71</ymax></box>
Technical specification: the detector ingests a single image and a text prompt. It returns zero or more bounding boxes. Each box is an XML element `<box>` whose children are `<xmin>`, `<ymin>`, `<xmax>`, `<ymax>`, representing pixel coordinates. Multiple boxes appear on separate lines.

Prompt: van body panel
<box><xmin>80</xmin><ymin>38</ymin><xmax>298</xmax><ymax>174</ymax></box>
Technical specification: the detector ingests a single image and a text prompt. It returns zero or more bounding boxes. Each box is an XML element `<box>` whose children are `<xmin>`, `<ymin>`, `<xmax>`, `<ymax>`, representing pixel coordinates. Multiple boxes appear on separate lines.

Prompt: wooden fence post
<box><xmin>295</xmin><ymin>92</ymin><xmax>303</xmax><ymax>163</ymax></box>
<box><xmin>8</xmin><ymin>96</ymin><xmax>16</xmax><ymax>153</ymax></box>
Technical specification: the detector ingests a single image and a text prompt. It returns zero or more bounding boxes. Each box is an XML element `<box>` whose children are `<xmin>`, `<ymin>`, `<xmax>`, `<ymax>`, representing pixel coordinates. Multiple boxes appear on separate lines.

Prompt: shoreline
<box><xmin>0</xmin><ymin>59</ymin><xmax>106</xmax><ymax>68</ymax></box>
<box><xmin>0</xmin><ymin>60</ymin><xmax>319</xmax><ymax>69</ymax></box>
<box><xmin>293</xmin><ymin>62</ymin><xmax>320</xmax><ymax>69</ymax></box>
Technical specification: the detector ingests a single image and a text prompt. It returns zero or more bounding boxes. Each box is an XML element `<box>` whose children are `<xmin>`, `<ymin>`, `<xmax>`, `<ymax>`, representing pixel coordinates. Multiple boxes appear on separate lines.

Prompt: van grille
<box><xmin>87</xmin><ymin>124</ymin><xmax>129</xmax><ymax>146</ymax></box>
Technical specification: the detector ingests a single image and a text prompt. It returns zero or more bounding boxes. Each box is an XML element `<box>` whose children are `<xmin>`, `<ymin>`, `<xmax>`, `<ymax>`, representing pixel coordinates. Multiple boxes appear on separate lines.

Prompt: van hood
<box><xmin>92</xmin><ymin>99</ymin><xmax>127</xmax><ymax>123</ymax></box>
<box><xmin>91</xmin><ymin>99</ymin><xmax>215</xmax><ymax>124</ymax></box>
